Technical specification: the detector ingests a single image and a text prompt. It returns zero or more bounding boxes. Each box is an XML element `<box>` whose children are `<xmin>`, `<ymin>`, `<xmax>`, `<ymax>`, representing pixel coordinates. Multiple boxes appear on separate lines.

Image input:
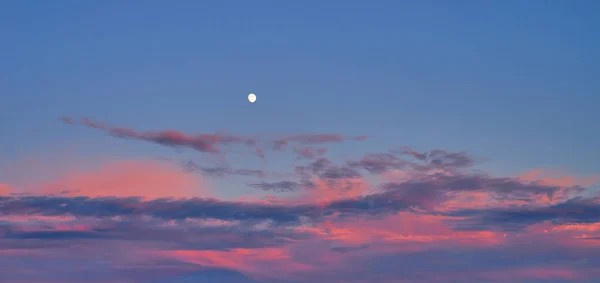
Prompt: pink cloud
<box><xmin>518</xmin><ymin>168</ymin><xmax>599</xmax><ymax>187</ymax></box>
<box><xmin>0</xmin><ymin>183</ymin><xmax>13</xmax><ymax>196</ymax></box>
<box><xmin>37</xmin><ymin>160</ymin><xmax>210</xmax><ymax>199</ymax></box>
<box><xmin>296</xmin><ymin>177</ymin><xmax>370</xmax><ymax>204</ymax></box>
<box><xmin>4</xmin><ymin>122</ymin><xmax>600</xmax><ymax>282</ymax></box>
<box><xmin>304</xmin><ymin>212</ymin><xmax>505</xmax><ymax>253</ymax></box>
<box><xmin>149</xmin><ymin>247</ymin><xmax>313</xmax><ymax>280</ymax></box>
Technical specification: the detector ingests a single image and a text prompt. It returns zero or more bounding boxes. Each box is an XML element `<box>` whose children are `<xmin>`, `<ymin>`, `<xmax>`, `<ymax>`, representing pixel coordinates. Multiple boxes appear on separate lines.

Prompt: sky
<box><xmin>1</xmin><ymin>1</ymin><xmax>600</xmax><ymax>282</ymax></box>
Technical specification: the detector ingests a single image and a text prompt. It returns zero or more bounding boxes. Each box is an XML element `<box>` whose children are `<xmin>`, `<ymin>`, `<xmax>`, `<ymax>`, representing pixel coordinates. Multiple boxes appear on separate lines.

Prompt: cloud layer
<box><xmin>1</xmin><ymin>118</ymin><xmax>599</xmax><ymax>283</ymax></box>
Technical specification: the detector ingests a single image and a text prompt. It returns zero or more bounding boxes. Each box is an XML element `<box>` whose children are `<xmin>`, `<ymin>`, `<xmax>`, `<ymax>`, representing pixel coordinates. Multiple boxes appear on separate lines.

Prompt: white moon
<box><xmin>248</xmin><ymin>93</ymin><xmax>257</xmax><ymax>103</ymax></box>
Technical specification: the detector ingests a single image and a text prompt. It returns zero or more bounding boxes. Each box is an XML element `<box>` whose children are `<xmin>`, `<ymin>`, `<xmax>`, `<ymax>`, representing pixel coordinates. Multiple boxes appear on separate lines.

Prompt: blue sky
<box><xmin>0</xmin><ymin>2</ymin><xmax>599</xmax><ymax>281</ymax></box>
<box><xmin>2</xmin><ymin>1</ymin><xmax>598</xmax><ymax>180</ymax></box>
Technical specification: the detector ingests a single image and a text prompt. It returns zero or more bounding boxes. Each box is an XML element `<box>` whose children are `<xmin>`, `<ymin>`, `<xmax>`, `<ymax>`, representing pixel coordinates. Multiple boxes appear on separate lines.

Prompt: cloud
<box><xmin>149</xmin><ymin>268</ymin><xmax>263</xmax><ymax>283</ymax></box>
<box><xmin>518</xmin><ymin>169</ymin><xmax>600</xmax><ymax>187</ymax></box>
<box><xmin>2</xmin><ymin>172</ymin><xmax>588</xmax><ymax>228</ymax></box>
<box><xmin>0</xmin><ymin>216</ymin><xmax>315</xmax><ymax>252</ymax></box>
<box><xmin>448</xmin><ymin>197</ymin><xmax>600</xmax><ymax>231</ymax></box>
<box><xmin>7</xmin><ymin>122</ymin><xmax>600</xmax><ymax>282</ymax></box>
<box><xmin>3</xmin><ymin>189</ymin><xmax>600</xmax><ymax>282</ymax></box>
<box><xmin>397</xmin><ymin>147</ymin><xmax>477</xmax><ymax>170</ymax></box>
<box><xmin>344</xmin><ymin>148</ymin><xmax>478</xmax><ymax>175</ymax></box>
<box><xmin>248</xmin><ymin>180</ymin><xmax>315</xmax><ymax>192</ymax></box>
<box><xmin>324</xmin><ymin>242</ymin><xmax>600</xmax><ymax>283</ymax></box>
<box><xmin>0</xmin><ymin>184</ymin><xmax>13</xmax><ymax>196</ymax></box>
<box><xmin>0</xmin><ymin>195</ymin><xmax>351</xmax><ymax>224</ymax></box>
<box><xmin>330</xmin><ymin>243</ymin><xmax>370</xmax><ymax>253</ymax></box>
<box><xmin>38</xmin><ymin>160</ymin><xmax>210</xmax><ymax>199</ymax></box>
<box><xmin>4</xmin><ymin>230</ymin><xmax>108</xmax><ymax>240</ymax></box>
<box><xmin>292</xmin><ymin>146</ymin><xmax>327</xmax><ymax>159</ymax></box>
<box><xmin>298</xmin><ymin>177</ymin><xmax>370</xmax><ymax>203</ymax></box>
<box><xmin>381</xmin><ymin>173</ymin><xmax>586</xmax><ymax>206</ymax></box>
<box><xmin>272</xmin><ymin>134</ymin><xmax>367</xmax><ymax>150</ymax></box>
<box><xmin>60</xmin><ymin>117</ymin><xmax>367</xmax><ymax>159</ymax></box>
<box><xmin>346</xmin><ymin>153</ymin><xmax>408</xmax><ymax>174</ymax></box>
<box><xmin>182</xmin><ymin>160</ymin><xmax>266</xmax><ymax>178</ymax></box>
<box><xmin>296</xmin><ymin>158</ymin><xmax>362</xmax><ymax>180</ymax></box>
<box><xmin>60</xmin><ymin>117</ymin><xmax>254</xmax><ymax>154</ymax></box>
<box><xmin>151</xmin><ymin>247</ymin><xmax>311</xmax><ymax>278</ymax></box>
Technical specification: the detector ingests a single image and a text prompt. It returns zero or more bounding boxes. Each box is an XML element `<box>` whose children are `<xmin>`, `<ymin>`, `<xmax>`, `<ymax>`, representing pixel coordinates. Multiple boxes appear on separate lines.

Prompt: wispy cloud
<box><xmin>273</xmin><ymin>134</ymin><xmax>367</xmax><ymax>150</ymax></box>
<box><xmin>60</xmin><ymin>117</ymin><xmax>254</xmax><ymax>154</ymax></box>
<box><xmin>292</xmin><ymin>146</ymin><xmax>327</xmax><ymax>159</ymax></box>
<box><xmin>247</xmin><ymin>180</ymin><xmax>315</xmax><ymax>192</ymax></box>
<box><xmin>182</xmin><ymin>160</ymin><xmax>267</xmax><ymax>178</ymax></box>
<box><xmin>60</xmin><ymin>117</ymin><xmax>368</xmax><ymax>159</ymax></box>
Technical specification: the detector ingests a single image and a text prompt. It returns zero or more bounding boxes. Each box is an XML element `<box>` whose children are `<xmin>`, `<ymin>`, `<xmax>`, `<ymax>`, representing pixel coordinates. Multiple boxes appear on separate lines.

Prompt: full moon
<box><xmin>248</xmin><ymin>93</ymin><xmax>257</xmax><ymax>103</ymax></box>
